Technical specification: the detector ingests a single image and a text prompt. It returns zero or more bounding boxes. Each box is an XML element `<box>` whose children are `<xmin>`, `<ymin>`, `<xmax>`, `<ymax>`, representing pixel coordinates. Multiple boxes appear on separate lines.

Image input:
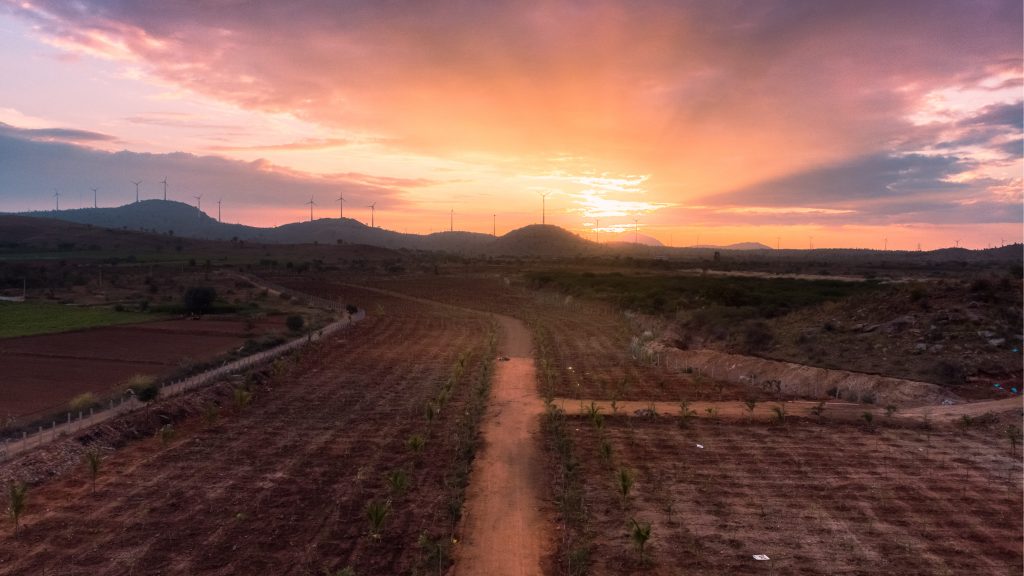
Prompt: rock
<box><xmin>914</xmin><ymin>343</ymin><xmax>928</xmax><ymax>352</ymax></box>
<box><xmin>988</xmin><ymin>338</ymin><xmax>1006</xmax><ymax>347</ymax></box>
<box><xmin>928</xmin><ymin>344</ymin><xmax>945</xmax><ymax>353</ymax></box>
<box><xmin>978</xmin><ymin>330</ymin><xmax>996</xmax><ymax>338</ymax></box>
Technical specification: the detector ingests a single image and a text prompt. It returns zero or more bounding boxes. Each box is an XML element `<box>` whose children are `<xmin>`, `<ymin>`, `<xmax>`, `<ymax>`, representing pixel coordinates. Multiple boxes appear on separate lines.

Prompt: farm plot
<box><xmin>556</xmin><ymin>416</ymin><xmax>1023</xmax><ymax>575</ymax></box>
<box><xmin>356</xmin><ymin>273</ymin><xmax>759</xmax><ymax>403</ymax></box>
<box><xmin>0</xmin><ymin>295</ymin><xmax>492</xmax><ymax>575</ymax></box>
<box><xmin>0</xmin><ymin>316</ymin><xmax>286</xmax><ymax>421</ymax></box>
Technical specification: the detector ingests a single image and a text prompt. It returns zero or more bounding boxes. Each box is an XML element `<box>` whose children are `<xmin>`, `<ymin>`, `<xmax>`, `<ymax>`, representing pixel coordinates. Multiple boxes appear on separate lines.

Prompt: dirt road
<box><xmin>452</xmin><ymin>314</ymin><xmax>548</xmax><ymax>576</ymax></box>
<box><xmin>554</xmin><ymin>395</ymin><xmax>1023</xmax><ymax>423</ymax></box>
<box><xmin>328</xmin><ymin>283</ymin><xmax>551</xmax><ymax>575</ymax></box>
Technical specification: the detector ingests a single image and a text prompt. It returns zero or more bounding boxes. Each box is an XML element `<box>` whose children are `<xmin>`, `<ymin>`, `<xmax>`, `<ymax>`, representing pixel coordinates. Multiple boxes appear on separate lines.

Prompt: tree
<box><xmin>7</xmin><ymin>482</ymin><xmax>26</xmax><ymax>535</ymax></box>
<box><xmin>84</xmin><ymin>448</ymin><xmax>102</xmax><ymax>494</ymax></box>
<box><xmin>183</xmin><ymin>286</ymin><xmax>217</xmax><ymax>315</ymax></box>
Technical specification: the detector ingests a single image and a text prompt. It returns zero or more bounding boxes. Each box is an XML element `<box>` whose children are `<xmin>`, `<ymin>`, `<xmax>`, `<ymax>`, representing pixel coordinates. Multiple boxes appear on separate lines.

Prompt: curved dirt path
<box><xmin>453</xmin><ymin>315</ymin><xmax>547</xmax><ymax>576</ymax></box>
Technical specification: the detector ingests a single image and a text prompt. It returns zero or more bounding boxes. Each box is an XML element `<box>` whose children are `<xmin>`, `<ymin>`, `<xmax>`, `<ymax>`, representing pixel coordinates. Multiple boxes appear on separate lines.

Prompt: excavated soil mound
<box><xmin>662</xmin><ymin>346</ymin><xmax>960</xmax><ymax>407</ymax></box>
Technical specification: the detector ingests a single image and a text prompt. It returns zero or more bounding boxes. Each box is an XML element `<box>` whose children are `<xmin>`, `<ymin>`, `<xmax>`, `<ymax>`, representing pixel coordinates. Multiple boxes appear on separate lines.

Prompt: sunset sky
<box><xmin>0</xmin><ymin>1</ymin><xmax>1020</xmax><ymax>249</ymax></box>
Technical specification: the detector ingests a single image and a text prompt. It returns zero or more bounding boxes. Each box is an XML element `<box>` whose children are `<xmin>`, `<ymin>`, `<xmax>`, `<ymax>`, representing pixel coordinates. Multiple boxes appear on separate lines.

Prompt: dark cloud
<box><xmin>964</xmin><ymin>101</ymin><xmax>1024</xmax><ymax>130</ymax></box>
<box><xmin>0</xmin><ymin>122</ymin><xmax>116</xmax><ymax>143</ymax></box>
<box><xmin>707</xmin><ymin>153</ymin><xmax>975</xmax><ymax>206</ymax></box>
<box><xmin>0</xmin><ymin>126</ymin><xmax>410</xmax><ymax>212</ymax></box>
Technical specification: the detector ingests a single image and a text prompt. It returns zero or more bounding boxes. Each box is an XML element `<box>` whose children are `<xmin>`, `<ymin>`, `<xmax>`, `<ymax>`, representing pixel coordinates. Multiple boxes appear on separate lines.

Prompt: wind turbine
<box><xmin>132</xmin><ymin>180</ymin><xmax>141</xmax><ymax>203</ymax></box>
<box><xmin>217</xmin><ymin>198</ymin><xmax>222</xmax><ymax>222</ymax></box>
<box><xmin>537</xmin><ymin>191</ymin><xmax>552</xmax><ymax>225</ymax></box>
<box><xmin>368</xmin><ymin>202</ymin><xmax>376</xmax><ymax>227</ymax></box>
<box><xmin>593</xmin><ymin>218</ymin><xmax>600</xmax><ymax>243</ymax></box>
<box><xmin>633</xmin><ymin>217</ymin><xmax>639</xmax><ymax>245</ymax></box>
<box><xmin>91</xmin><ymin>187</ymin><xmax>98</xmax><ymax>208</ymax></box>
<box><xmin>193</xmin><ymin>194</ymin><xmax>202</xmax><ymax>214</ymax></box>
<box><xmin>884</xmin><ymin>237</ymin><xmax>888</xmax><ymax>251</ymax></box>
<box><xmin>161</xmin><ymin>178</ymin><xmax>168</xmax><ymax>200</ymax></box>
<box><xmin>809</xmin><ymin>236</ymin><xmax>814</xmax><ymax>250</ymax></box>
<box><xmin>450</xmin><ymin>209</ymin><xmax>454</xmax><ymax>232</ymax></box>
<box><xmin>954</xmin><ymin>239</ymin><xmax>961</xmax><ymax>248</ymax></box>
<box><xmin>492</xmin><ymin>213</ymin><xmax>496</xmax><ymax>237</ymax></box>
<box><xmin>305</xmin><ymin>196</ymin><xmax>316</xmax><ymax>222</ymax></box>
<box><xmin>336</xmin><ymin>192</ymin><xmax>345</xmax><ymax>219</ymax></box>
<box><xmin>53</xmin><ymin>189</ymin><xmax>60</xmax><ymax>211</ymax></box>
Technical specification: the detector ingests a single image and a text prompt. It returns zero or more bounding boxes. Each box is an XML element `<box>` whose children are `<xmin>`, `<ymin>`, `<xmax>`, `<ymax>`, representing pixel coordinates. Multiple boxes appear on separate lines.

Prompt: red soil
<box><xmin>0</xmin><ymin>292</ymin><xmax>490</xmax><ymax>575</ymax></box>
<box><xmin>0</xmin><ymin>317</ymin><xmax>284</xmax><ymax>421</ymax></box>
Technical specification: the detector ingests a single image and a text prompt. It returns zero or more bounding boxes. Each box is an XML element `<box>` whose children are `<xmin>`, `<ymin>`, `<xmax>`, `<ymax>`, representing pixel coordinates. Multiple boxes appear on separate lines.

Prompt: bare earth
<box><xmin>454</xmin><ymin>314</ymin><xmax>549</xmax><ymax>576</ymax></box>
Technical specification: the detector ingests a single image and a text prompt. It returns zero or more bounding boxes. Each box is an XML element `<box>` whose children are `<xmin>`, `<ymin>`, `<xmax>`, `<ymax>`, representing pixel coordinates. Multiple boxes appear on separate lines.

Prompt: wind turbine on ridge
<box><xmin>336</xmin><ymin>192</ymin><xmax>345</xmax><ymax>219</ymax></box>
<box><xmin>91</xmin><ymin>187</ymin><xmax>98</xmax><ymax>208</ymax></box>
<box><xmin>217</xmin><ymin>198</ymin><xmax>222</xmax><ymax>222</ymax></box>
<box><xmin>161</xmin><ymin>178</ymin><xmax>168</xmax><ymax>201</ymax></box>
<box><xmin>193</xmin><ymin>194</ymin><xmax>202</xmax><ymax>214</ymax></box>
<box><xmin>368</xmin><ymin>202</ymin><xmax>376</xmax><ymax>228</ymax></box>
<box><xmin>306</xmin><ymin>196</ymin><xmax>316</xmax><ymax>222</ymax></box>
<box><xmin>132</xmin><ymin>181</ymin><xmax>141</xmax><ymax>203</ymax></box>
<box><xmin>53</xmin><ymin>189</ymin><xmax>61</xmax><ymax>211</ymax></box>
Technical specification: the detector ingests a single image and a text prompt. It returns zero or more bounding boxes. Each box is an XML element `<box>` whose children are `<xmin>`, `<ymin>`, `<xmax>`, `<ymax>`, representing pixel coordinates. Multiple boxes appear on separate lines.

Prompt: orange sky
<box><xmin>0</xmin><ymin>1</ymin><xmax>1020</xmax><ymax>249</ymax></box>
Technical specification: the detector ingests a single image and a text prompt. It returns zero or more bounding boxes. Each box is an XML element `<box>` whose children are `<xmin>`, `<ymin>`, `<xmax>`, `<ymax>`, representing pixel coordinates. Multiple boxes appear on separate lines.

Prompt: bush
<box><xmin>285</xmin><ymin>315</ymin><xmax>305</xmax><ymax>332</ymax></box>
<box><xmin>68</xmin><ymin>392</ymin><xmax>99</xmax><ymax>412</ymax></box>
<box><xmin>742</xmin><ymin>321</ymin><xmax>774</xmax><ymax>353</ymax></box>
<box><xmin>183</xmin><ymin>286</ymin><xmax>217</xmax><ymax>314</ymax></box>
<box><xmin>126</xmin><ymin>374</ymin><xmax>159</xmax><ymax>402</ymax></box>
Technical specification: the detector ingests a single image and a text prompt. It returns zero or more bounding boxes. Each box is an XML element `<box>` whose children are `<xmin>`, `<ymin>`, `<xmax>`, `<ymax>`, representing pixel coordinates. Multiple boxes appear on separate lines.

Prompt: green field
<box><xmin>0</xmin><ymin>301</ymin><xmax>156</xmax><ymax>338</ymax></box>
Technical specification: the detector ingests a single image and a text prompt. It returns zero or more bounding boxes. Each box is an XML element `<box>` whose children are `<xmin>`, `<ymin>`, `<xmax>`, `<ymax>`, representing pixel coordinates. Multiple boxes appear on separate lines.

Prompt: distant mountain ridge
<box><xmin>19</xmin><ymin>201</ymin><xmax>779</xmax><ymax>256</ymax></box>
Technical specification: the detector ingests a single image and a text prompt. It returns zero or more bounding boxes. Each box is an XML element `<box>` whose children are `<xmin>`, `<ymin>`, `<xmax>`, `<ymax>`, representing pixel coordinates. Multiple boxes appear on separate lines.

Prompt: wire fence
<box><xmin>0</xmin><ymin>278</ymin><xmax>364</xmax><ymax>462</ymax></box>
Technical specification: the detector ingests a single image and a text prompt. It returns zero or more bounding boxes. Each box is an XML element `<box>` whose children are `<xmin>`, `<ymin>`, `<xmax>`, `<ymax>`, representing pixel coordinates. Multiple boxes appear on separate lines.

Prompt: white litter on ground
<box><xmin>753</xmin><ymin>554</ymin><xmax>770</xmax><ymax>561</ymax></box>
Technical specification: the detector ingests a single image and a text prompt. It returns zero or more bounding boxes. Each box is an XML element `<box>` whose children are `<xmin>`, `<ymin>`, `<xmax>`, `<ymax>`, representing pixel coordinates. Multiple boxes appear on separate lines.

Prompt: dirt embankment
<box><xmin>660</xmin><ymin>346</ymin><xmax>961</xmax><ymax>407</ymax></box>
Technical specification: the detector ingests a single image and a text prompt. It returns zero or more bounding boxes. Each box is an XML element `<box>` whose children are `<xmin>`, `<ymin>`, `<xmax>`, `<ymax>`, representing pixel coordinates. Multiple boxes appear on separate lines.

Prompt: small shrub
<box><xmin>386</xmin><ymin>469</ymin><xmax>410</xmax><ymax>496</ymax></box>
<box><xmin>616</xmin><ymin>467</ymin><xmax>634</xmax><ymax>508</ymax></box>
<box><xmin>407</xmin><ymin>434</ymin><xmax>425</xmax><ymax>454</ymax></box>
<box><xmin>743</xmin><ymin>398</ymin><xmax>757</xmax><ymax>419</ymax></box>
<box><xmin>126</xmin><ymin>374</ymin><xmax>159</xmax><ymax>402</ymax></box>
<box><xmin>233</xmin><ymin>387</ymin><xmax>253</xmax><ymax>410</ymax></box>
<box><xmin>629</xmin><ymin>518</ymin><xmax>652</xmax><ymax>564</ymax></box>
<box><xmin>286</xmin><ymin>315</ymin><xmax>305</xmax><ymax>332</ymax></box>
<box><xmin>84</xmin><ymin>448</ymin><xmax>102</xmax><ymax>493</ymax></box>
<box><xmin>418</xmin><ymin>531</ymin><xmax>450</xmax><ymax>575</ymax></box>
<box><xmin>365</xmin><ymin>499</ymin><xmax>391</xmax><ymax>538</ymax></box>
<box><xmin>677</xmin><ymin>401</ymin><xmax>696</xmax><ymax>428</ymax></box>
<box><xmin>157</xmin><ymin>424</ymin><xmax>175</xmax><ymax>446</ymax></box>
<box><xmin>69</xmin><ymin>392</ymin><xmax>99</xmax><ymax>412</ymax></box>
<box><xmin>7</xmin><ymin>482</ymin><xmax>27</xmax><ymax>535</ymax></box>
<box><xmin>885</xmin><ymin>405</ymin><xmax>898</xmax><ymax>418</ymax></box>
<box><xmin>771</xmin><ymin>404</ymin><xmax>786</xmax><ymax>425</ymax></box>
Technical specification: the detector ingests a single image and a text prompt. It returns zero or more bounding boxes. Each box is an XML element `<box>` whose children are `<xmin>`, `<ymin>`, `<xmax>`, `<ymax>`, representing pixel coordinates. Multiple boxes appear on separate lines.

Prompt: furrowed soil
<box><xmin>0</xmin><ymin>316</ymin><xmax>285</xmax><ymax>420</ymax></box>
<box><xmin>0</xmin><ymin>289</ymin><xmax>491</xmax><ymax>575</ymax></box>
<box><xmin>567</xmin><ymin>416</ymin><xmax>1023</xmax><ymax>575</ymax></box>
<box><xmin>360</xmin><ymin>274</ymin><xmax>759</xmax><ymax>403</ymax></box>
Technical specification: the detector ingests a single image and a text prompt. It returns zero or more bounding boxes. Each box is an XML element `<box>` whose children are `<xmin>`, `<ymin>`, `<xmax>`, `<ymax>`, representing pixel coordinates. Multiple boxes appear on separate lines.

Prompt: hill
<box><xmin>487</xmin><ymin>224</ymin><xmax>597</xmax><ymax>257</ymax></box>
